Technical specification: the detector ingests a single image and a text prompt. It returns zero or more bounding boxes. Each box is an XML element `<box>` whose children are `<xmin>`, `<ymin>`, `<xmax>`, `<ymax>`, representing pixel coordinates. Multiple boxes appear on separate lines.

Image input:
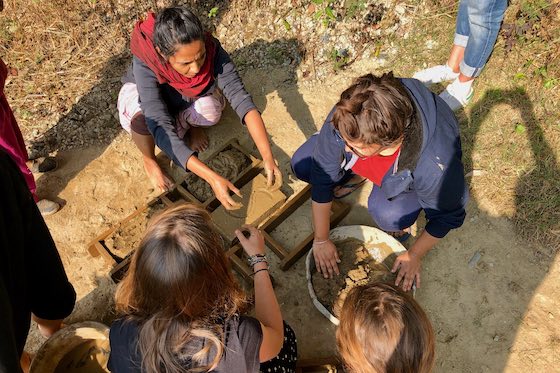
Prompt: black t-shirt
<box><xmin>108</xmin><ymin>315</ymin><xmax>263</xmax><ymax>372</ymax></box>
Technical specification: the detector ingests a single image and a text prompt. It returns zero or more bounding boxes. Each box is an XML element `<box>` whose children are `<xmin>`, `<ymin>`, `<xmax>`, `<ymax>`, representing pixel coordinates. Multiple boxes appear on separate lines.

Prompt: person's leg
<box><xmin>441</xmin><ymin>0</ymin><xmax>508</xmax><ymax>110</ymax></box>
<box><xmin>178</xmin><ymin>89</ymin><xmax>226</xmax><ymax>152</ymax></box>
<box><xmin>130</xmin><ymin>115</ymin><xmax>174</xmax><ymax>192</ymax></box>
<box><xmin>413</xmin><ymin>0</ymin><xmax>468</xmax><ymax>86</ymax></box>
<box><xmin>117</xmin><ymin>83</ymin><xmax>173</xmax><ymax>192</ymax></box>
<box><xmin>259</xmin><ymin>321</ymin><xmax>297</xmax><ymax>373</ymax></box>
<box><xmin>448</xmin><ymin>0</ymin><xmax>470</xmax><ymax>72</ymax></box>
<box><xmin>0</xmin><ymin>93</ymin><xmax>59</xmax><ymax>215</ymax></box>
<box><xmin>460</xmin><ymin>0</ymin><xmax>508</xmax><ymax>79</ymax></box>
<box><xmin>31</xmin><ymin>315</ymin><xmax>63</xmax><ymax>338</ymax></box>
<box><xmin>368</xmin><ymin>185</ymin><xmax>422</xmax><ymax>235</ymax></box>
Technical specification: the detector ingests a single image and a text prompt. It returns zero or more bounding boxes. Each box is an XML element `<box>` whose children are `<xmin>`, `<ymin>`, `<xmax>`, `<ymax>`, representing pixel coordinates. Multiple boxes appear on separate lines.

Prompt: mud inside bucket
<box><xmin>30</xmin><ymin>321</ymin><xmax>110</xmax><ymax>373</ymax></box>
<box><xmin>306</xmin><ymin>225</ymin><xmax>407</xmax><ymax>325</ymax></box>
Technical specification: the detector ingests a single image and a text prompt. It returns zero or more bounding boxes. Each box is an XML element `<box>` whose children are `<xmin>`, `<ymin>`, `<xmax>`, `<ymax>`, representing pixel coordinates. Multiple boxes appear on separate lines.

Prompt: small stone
<box><xmin>493</xmin><ymin>335</ymin><xmax>500</xmax><ymax>342</ymax></box>
<box><xmin>468</xmin><ymin>251</ymin><xmax>482</xmax><ymax>268</ymax></box>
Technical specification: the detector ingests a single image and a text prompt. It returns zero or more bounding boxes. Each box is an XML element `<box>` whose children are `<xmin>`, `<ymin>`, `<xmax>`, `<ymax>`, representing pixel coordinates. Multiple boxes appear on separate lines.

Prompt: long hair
<box><xmin>153</xmin><ymin>6</ymin><xmax>205</xmax><ymax>59</ymax></box>
<box><xmin>336</xmin><ymin>283</ymin><xmax>435</xmax><ymax>373</ymax></box>
<box><xmin>333</xmin><ymin>73</ymin><xmax>415</xmax><ymax>146</ymax></box>
<box><xmin>115</xmin><ymin>203</ymin><xmax>247</xmax><ymax>373</ymax></box>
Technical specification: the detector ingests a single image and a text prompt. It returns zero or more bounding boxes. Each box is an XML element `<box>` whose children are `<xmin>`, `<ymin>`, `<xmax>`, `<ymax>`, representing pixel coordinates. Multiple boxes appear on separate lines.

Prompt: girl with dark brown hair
<box><xmin>107</xmin><ymin>204</ymin><xmax>297</xmax><ymax>373</ymax></box>
<box><xmin>337</xmin><ymin>283</ymin><xmax>435</xmax><ymax>373</ymax></box>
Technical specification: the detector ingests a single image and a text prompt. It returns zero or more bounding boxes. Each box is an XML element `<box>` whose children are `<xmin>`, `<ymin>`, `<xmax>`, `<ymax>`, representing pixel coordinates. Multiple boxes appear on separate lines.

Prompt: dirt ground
<box><xmin>21</xmin><ymin>61</ymin><xmax>559</xmax><ymax>372</ymax></box>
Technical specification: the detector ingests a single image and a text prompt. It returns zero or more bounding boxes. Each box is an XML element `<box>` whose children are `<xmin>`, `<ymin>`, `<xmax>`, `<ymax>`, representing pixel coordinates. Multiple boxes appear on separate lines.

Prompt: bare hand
<box><xmin>313</xmin><ymin>239</ymin><xmax>340</xmax><ymax>279</ymax></box>
<box><xmin>235</xmin><ymin>225</ymin><xmax>265</xmax><ymax>256</ymax></box>
<box><xmin>263</xmin><ymin>157</ymin><xmax>282</xmax><ymax>189</ymax></box>
<box><xmin>391</xmin><ymin>251</ymin><xmax>421</xmax><ymax>291</ymax></box>
<box><xmin>209</xmin><ymin>175</ymin><xmax>242</xmax><ymax>210</ymax></box>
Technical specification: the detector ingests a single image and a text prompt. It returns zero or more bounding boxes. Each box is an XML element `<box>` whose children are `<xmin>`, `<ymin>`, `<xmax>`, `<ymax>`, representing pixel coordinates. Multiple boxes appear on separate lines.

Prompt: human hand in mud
<box><xmin>313</xmin><ymin>239</ymin><xmax>340</xmax><ymax>279</ymax></box>
<box><xmin>236</xmin><ymin>225</ymin><xmax>265</xmax><ymax>256</ymax></box>
<box><xmin>392</xmin><ymin>251</ymin><xmax>421</xmax><ymax>291</ymax></box>
<box><xmin>263</xmin><ymin>157</ymin><xmax>282</xmax><ymax>189</ymax></box>
<box><xmin>210</xmin><ymin>175</ymin><xmax>243</xmax><ymax>210</ymax></box>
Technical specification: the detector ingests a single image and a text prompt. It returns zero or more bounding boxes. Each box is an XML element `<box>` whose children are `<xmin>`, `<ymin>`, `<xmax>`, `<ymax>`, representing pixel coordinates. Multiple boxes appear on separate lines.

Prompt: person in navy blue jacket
<box><xmin>291</xmin><ymin>73</ymin><xmax>468</xmax><ymax>291</ymax></box>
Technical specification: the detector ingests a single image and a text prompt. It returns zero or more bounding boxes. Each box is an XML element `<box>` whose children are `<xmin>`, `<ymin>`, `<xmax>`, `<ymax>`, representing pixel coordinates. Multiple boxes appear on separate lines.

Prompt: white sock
<box><xmin>449</xmin><ymin>78</ymin><xmax>473</xmax><ymax>94</ymax></box>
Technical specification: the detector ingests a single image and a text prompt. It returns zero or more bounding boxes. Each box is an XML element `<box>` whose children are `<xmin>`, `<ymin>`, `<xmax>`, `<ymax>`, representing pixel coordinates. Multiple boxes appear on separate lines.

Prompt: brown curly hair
<box><xmin>333</xmin><ymin>73</ymin><xmax>415</xmax><ymax>146</ymax></box>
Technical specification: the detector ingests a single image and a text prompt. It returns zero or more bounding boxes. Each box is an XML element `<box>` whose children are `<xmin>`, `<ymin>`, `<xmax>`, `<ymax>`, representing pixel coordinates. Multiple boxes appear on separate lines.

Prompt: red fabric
<box><xmin>0</xmin><ymin>58</ymin><xmax>37</xmax><ymax>200</ymax></box>
<box><xmin>130</xmin><ymin>12</ymin><xmax>216</xmax><ymax>98</ymax></box>
<box><xmin>351</xmin><ymin>147</ymin><xmax>401</xmax><ymax>186</ymax></box>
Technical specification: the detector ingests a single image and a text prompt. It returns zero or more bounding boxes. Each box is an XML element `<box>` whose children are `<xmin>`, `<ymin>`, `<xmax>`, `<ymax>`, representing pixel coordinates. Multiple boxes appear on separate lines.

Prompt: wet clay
<box><xmin>312</xmin><ymin>238</ymin><xmax>395</xmax><ymax>317</ymax></box>
<box><xmin>211</xmin><ymin>174</ymin><xmax>286</xmax><ymax>242</ymax></box>
<box><xmin>182</xmin><ymin>148</ymin><xmax>250</xmax><ymax>202</ymax></box>
<box><xmin>104</xmin><ymin>201</ymin><xmax>166</xmax><ymax>257</ymax></box>
<box><xmin>54</xmin><ymin>340</ymin><xmax>110</xmax><ymax>373</ymax></box>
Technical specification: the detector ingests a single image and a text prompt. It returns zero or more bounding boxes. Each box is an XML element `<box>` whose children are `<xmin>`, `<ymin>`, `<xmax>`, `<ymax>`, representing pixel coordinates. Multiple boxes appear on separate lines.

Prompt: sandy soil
<box><xmin>26</xmin><ymin>62</ymin><xmax>560</xmax><ymax>373</ymax></box>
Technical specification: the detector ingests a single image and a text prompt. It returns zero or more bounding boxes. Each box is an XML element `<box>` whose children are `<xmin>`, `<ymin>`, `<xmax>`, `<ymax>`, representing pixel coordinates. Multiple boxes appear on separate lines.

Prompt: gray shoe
<box><xmin>37</xmin><ymin>199</ymin><xmax>60</xmax><ymax>216</ymax></box>
<box><xmin>30</xmin><ymin>156</ymin><xmax>58</xmax><ymax>173</ymax></box>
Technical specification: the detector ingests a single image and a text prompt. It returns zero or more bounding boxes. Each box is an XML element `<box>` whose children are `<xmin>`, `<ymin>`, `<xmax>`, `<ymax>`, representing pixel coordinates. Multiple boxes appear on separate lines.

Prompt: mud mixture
<box><xmin>103</xmin><ymin>201</ymin><xmax>166</xmax><ymax>257</ymax></box>
<box><xmin>211</xmin><ymin>173</ymin><xmax>286</xmax><ymax>242</ymax></box>
<box><xmin>54</xmin><ymin>340</ymin><xmax>110</xmax><ymax>373</ymax></box>
<box><xmin>312</xmin><ymin>238</ymin><xmax>395</xmax><ymax>317</ymax></box>
<box><xmin>182</xmin><ymin>148</ymin><xmax>250</xmax><ymax>202</ymax></box>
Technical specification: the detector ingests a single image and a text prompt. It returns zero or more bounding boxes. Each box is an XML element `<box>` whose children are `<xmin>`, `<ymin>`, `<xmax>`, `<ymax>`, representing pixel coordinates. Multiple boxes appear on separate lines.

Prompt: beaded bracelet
<box><xmin>247</xmin><ymin>254</ymin><xmax>268</xmax><ymax>267</ymax></box>
<box><xmin>252</xmin><ymin>268</ymin><xmax>269</xmax><ymax>276</ymax></box>
<box><xmin>248</xmin><ymin>256</ymin><xmax>268</xmax><ymax>267</ymax></box>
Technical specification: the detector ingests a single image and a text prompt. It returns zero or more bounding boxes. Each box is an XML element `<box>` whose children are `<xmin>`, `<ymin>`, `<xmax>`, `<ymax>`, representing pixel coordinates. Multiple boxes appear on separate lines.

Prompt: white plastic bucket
<box><xmin>306</xmin><ymin>225</ymin><xmax>407</xmax><ymax>325</ymax></box>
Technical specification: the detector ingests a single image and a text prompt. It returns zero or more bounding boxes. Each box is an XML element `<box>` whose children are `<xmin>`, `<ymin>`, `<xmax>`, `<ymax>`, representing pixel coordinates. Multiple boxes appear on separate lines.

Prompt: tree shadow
<box><xmin>465</xmin><ymin>87</ymin><xmax>559</xmax><ymax>256</ymax></box>
<box><xmin>231</xmin><ymin>37</ymin><xmax>317</xmax><ymax>139</ymax></box>
<box><xmin>419</xmin><ymin>87</ymin><xmax>560</xmax><ymax>372</ymax></box>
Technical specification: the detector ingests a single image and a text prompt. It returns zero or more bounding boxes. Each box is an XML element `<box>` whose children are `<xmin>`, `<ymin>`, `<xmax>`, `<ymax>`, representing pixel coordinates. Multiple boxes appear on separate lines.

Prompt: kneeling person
<box><xmin>291</xmin><ymin>73</ymin><xmax>468</xmax><ymax>290</ymax></box>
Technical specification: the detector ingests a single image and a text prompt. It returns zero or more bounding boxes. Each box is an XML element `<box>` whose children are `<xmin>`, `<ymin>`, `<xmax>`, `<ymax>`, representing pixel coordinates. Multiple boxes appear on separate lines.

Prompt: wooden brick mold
<box><xmin>226</xmin><ymin>184</ymin><xmax>351</xmax><ymax>283</ymax></box>
<box><xmin>176</xmin><ymin>139</ymin><xmax>262</xmax><ymax>212</ymax></box>
<box><xmin>87</xmin><ymin>139</ymin><xmax>261</xmax><ymax>283</ymax></box>
<box><xmin>88</xmin><ymin>139</ymin><xmax>350</xmax><ymax>285</ymax></box>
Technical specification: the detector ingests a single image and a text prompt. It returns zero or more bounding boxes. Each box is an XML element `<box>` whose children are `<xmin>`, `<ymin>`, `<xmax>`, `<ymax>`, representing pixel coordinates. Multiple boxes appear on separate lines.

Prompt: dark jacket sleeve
<box><xmin>213</xmin><ymin>38</ymin><xmax>257</xmax><ymax>123</ymax></box>
<box><xmin>310</xmin><ymin>113</ymin><xmax>347</xmax><ymax>203</ymax></box>
<box><xmin>132</xmin><ymin>56</ymin><xmax>194</xmax><ymax>169</ymax></box>
<box><xmin>415</xmin><ymin>146</ymin><xmax>468</xmax><ymax>238</ymax></box>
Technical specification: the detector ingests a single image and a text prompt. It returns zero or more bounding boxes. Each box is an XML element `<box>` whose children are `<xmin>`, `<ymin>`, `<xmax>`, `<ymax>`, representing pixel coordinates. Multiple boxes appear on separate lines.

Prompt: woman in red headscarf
<box><xmin>118</xmin><ymin>6</ymin><xmax>281</xmax><ymax>209</ymax></box>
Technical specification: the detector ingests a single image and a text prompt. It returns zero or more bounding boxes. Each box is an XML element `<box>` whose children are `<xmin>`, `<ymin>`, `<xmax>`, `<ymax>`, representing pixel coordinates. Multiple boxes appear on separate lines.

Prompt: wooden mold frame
<box><xmin>226</xmin><ymin>184</ymin><xmax>351</xmax><ymax>282</ymax></box>
<box><xmin>87</xmin><ymin>139</ymin><xmax>262</xmax><ymax>282</ymax></box>
<box><xmin>176</xmin><ymin>138</ymin><xmax>262</xmax><ymax>212</ymax></box>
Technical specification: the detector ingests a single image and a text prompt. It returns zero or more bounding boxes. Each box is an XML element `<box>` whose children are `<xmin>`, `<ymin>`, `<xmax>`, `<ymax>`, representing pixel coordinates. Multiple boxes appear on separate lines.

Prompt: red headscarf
<box><xmin>130</xmin><ymin>12</ymin><xmax>216</xmax><ymax>98</ymax></box>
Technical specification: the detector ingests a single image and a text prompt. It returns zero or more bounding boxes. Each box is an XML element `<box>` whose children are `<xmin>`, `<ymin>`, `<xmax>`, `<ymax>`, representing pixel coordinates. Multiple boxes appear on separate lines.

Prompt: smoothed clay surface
<box><xmin>212</xmin><ymin>173</ymin><xmax>286</xmax><ymax>242</ymax></box>
<box><xmin>312</xmin><ymin>238</ymin><xmax>395</xmax><ymax>317</ymax></box>
<box><xmin>182</xmin><ymin>148</ymin><xmax>250</xmax><ymax>202</ymax></box>
<box><xmin>104</xmin><ymin>201</ymin><xmax>166</xmax><ymax>257</ymax></box>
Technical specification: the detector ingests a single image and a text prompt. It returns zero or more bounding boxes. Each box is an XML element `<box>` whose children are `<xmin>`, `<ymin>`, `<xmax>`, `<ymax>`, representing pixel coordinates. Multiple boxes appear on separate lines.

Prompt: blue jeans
<box><xmin>454</xmin><ymin>0</ymin><xmax>508</xmax><ymax>78</ymax></box>
<box><xmin>291</xmin><ymin>135</ymin><xmax>421</xmax><ymax>232</ymax></box>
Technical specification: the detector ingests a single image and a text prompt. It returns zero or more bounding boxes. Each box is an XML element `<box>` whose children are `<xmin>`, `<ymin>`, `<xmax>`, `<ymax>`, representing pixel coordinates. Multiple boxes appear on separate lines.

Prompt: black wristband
<box><xmin>251</xmin><ymin>268</ymin><xmax>269</xmax><ymax>277</ymax></box>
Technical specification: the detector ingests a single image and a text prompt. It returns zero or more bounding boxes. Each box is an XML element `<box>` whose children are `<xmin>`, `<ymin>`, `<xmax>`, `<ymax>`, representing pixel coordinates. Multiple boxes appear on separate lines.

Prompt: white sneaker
<box><xmin>37</xmin><ymin>199</ymin><xmax>60</xmax><ymax>216</ymax></box>
<box><xmin>413</xmin><ymin>64</ymin><xmax>459</xmax><ymax>86</ymax></box>
<box><xmin>439</xmin><ymin>80</ymin><xmax>474</xmax><ymax>111</ymax></box>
